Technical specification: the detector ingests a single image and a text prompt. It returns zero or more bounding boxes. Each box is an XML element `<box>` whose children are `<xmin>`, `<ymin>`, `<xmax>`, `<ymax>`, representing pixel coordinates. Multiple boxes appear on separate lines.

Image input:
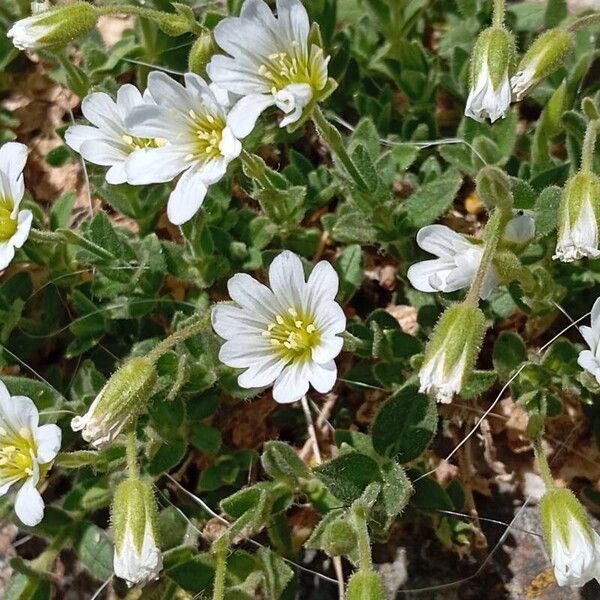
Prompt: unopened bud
<box><xmin>465</xmin><ymin>27</ymin><xmax>515</xmax><ymax>123</ymax></box>
<box><xmin>322</xmin><ymin>519</ymin><xmax>358</xmax><ymax>556</ymax></box>
<box><xmin>188</xmin><ymin>31</ymin><xmax>217</xmax><ymax>75</ymax></box>
<box><xmin>554</xmin><ymin>171</ymin><xmax>600</xmax><ymax>262</ymax></box>
<box><xmin>71</xmin><ymin>357</ymin><xmax>157</xmax><ymax>448</ymax></box>
<box><xmin>346</xmin><ymin>571</ymin><xmax>387</xmax><ymax>600</ymax></box>
<box><xmin>419</xmin><ymin>304</ymin><xmax>486</xmax><ymax>404</ymax></box>
<box><xmin>155</xmin><ymin>4</ymin><xmax>197</xmax><ymax>37</ymax></box>
<box><xmin>476</xmin><ymin>166</ymin><xmax>513</xmax><ymax>213</ymax></box>
<box><xmin>8</xmin><ymin>2</ymin><xmax>99</xmax><ymax>51</ymax></box>
<box><xmin>511</xmin><ymin>29</ymin><xmax>574</xmax><ymax>102</ymax></box>
<box><xmin>112</xmin><ymin>478</ymin><xmax>162</xmax><ymax>588</ymax></box>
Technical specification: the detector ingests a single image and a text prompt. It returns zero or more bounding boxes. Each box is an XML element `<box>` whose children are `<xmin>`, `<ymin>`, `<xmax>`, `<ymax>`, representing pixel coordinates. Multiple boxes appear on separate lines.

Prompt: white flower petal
<box><xmin>227</xmin><ymin>94</ymin><xmax>276</xmax><ymax>139</ymax></box>
<box><xmin>307</xmin><ymin>360</ymin><xmax>337</xmax><ymax>393</ymax></box>
<box><xmin>35</xmin><ymin>424</ymin><xmax>61</xmax><ymax>464</ymax></box>
<box><xmin>219</xmin><ymin>336</ymin><xmax>275</xmax><ymax>368</ymax></box>
<box><xmin>14</xmin><ymin>478</ymin><xmax>44</xmax><ymax>527</ymax></box>
<box><xmin>211</xmin><ymin>304</ymin><xmax>269</xmax><ymax>340</ymax></box>
<box><xmin>227</xmin><ymin>273</ymin><xmax>279</xmax><ymax>319</ymax></box>
<box><xmin>268</xmin><ymin>250</ymin><xmax>306</xmax><ymax>309</ymax></box>
<box><xmin>166</xmin><ymin>169</ymin><xmax>208</xmax><ymax>225</ymax></box>
<box><xmin>312</xmin><ymin>335</ymin><xmax>343</xmax><ymax>363</ymax></box>
<box><xmin>125</xmin><ymin>146</ymin><xmax>188</xmax><ymax>185</ymax></box>
<box><xmin>272</xmin><ymin>362</ymin><xmax>310</xmax><ymax>403</ymax></box>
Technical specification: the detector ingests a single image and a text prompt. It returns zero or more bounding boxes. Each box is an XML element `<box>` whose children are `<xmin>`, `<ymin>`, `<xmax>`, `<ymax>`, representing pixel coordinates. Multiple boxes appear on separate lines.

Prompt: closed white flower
<box><xmin>465</xmin><ymin>27</ymin><xmax>514</xmax><ymax>123</ymax></box>
<box><xmin>540</xmin><ymin>488</ymin><xmax>600</xmax><ymax>587</ymax></box>
<box><xmin>212</xmin><ymin>251</ymin><xmax>346</xmax><ymax>404</ymax></box>
<box><xmin>124</xmin><ymin>71</ymin><xmax>242</xmax><ymax>225</ymax></box>
<box><xmin>207</xmin><ymin>0</ymin><xmax>331</xmax><ymax>137</ymax></box>
<box><xmin>406</xmin><ymin>225</ymin><xmax>499</xmax><ymax>299</ymax></box>
<box><xmin>0</xmin><ymin>142</ymin><xmax>33</xmax><ymax>272</ymax></box>
<box><xmin>112</xmin><ymin>479</ymin><xmax>162</xmax><ymax>588</ymax></box>
<box><xmin>0</xmin><ymin>380</ymin><xmax>61</xmax><ymax>527</ymax></box>
<box><xmin>65</xmin><ymin>85</ymin><xmax>159</xmax><ymax>185</ymax></box>
<box><xmin>577</xmin><ymin>297</ymin><xmax>600</xmax><ymax>383</ymax></box>
<box><xmin>554</xmin><ymin>171</ymin><xmax>600</xmax><ymax>262</ymax></box>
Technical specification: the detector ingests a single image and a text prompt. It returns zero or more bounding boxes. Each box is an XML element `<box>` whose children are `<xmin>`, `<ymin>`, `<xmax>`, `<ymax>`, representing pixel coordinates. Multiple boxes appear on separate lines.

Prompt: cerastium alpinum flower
<box><xmin>212</xmin><ymin>250</ymin><xmax>346</xmax><ymax>403</ymax></box>
<box><xmin>207</xmin><ymin>0</ymin><xmax>333</xmax><ymax>136</ymax></box>
<box><xmin>124</xmin><ymin>71</ymin><xmax>242</xmax><ymax>225</ymax></box>
<box><xmin>577</xmin><ymin>297</ymin><xmax>600</xmax><ymax>384</ymax></box>
<box><xmin>0</xmin><ymin>142</ymin><xmax>33</xmax><ymax>271</ymax></box>
<box><xmin>0</xmin><ymin>380</ymin><xmax>61</xmax><ymax>527</ymax></box>
<box><xmin>65</xmin><ymin>85</ymin><xmax>159</xmax><ymax>185</ymax></box>
<box><xmin>7</xmin><ymin>1</ymin><xmax>98</xmax><ymax>51</ymax></box>
<box><xmin>540</xmin><ymin>488</ymin><xmax>600</xmax><ymax>587</ymax></box>
<box><xmin>112</xmin><ymin>477</ymin><xmax>162</xmax><ymax>587</ymax></box>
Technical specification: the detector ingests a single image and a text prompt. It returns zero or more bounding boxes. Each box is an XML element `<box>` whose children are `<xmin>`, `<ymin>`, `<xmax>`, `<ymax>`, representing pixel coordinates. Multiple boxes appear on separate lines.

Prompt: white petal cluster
<box><xmin>207</xmin><ymin>0</ymin><xmax>330</xmax><ymax>136</ymax></box>
<box><xmin>212</xmin><ymin>251</ymin><xmax>346</xmax><ymax>404</ymax></box>
<box><xmin>124</xmin><ymin>72</ymin><xmax>242</xmax><ymax>225</ymax></box>
<box><xmin>465</xmin><ymin>61</ymin><xmax>512</xmax><ymax>123</ymax></box>
<box><xmin>554</xmin><ymin>195</ymin><xmax>600</xmax><ymax>262</ymax></box>
<box><xmin>406</xmin><ymin>225</ymin><xmax>499</xmax><ymax>299</ymax></box>
<box><xmin>510</xmin><ymin>63</ymin><xmax>538</xmax><ymax>103</ymax></box>
<box><xmin>0</xmin><ymin>380</ymin><xmax>61</xmax><ymax>527</ymax></box>
<box><xmin>65</xmin><ymin>85</ymin><xmax>158</xmax><ymax>186</ymax></box>
<box><xmin>114</xmin><ymin>527</ymin><xmax>162</xmax><ymax>588</ymax></box>
<box><xmin>0</xmin><ymin>142</ymin><xmax>33</xmax><ymax>272</ymax></box>
<box><xmin>419</xmin><ymin>347</ymin><xmax>468</xmax><ymax>404</ymax></box>
<box><xmin>7</xmin><ymin>13</ymin><xmax>52</xmax><ymax>50</ymax></box>
<box><xmin>577</xmin><ymin>297</ymin><xmax>600</xmax><ymax>383</ymax></box>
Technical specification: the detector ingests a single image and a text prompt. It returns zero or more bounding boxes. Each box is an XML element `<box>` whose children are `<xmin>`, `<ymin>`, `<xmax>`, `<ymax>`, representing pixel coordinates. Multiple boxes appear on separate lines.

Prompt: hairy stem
<box><xmin>492</xmin><ymin>0</ymin><xmax>505</xmax><ymax>26</ymax></box>
<box><xmin>353</xmin><ymin>503</ymin><xmax>372</xmax><ymax>572</ymax></box>
<box><xmin>312</xmin><ymin>106</ymin><xmax>370</xmax><ymax>192</ymax></box>
<box><xmin>567</xmin><ymin>13</ymin><xmax>600</xmax><ymax>33</ymax></box>
<box><xmin>212</xmin><ymin>549</ymin><xmax>227</xmax><ymax>600</ymax></box>
<box><xmin>126</xmin><ymin>429</ymin><xmax>138</xmax><ymax>480</ymax></box>
<box><xmin>147</xmin><ymin>313</ymin><xmax>211</xmax><ymax>363</ymax></box>
<box><xmin>533</xmin><ymin>438</ymin><xmax>555</xmax><ymax>490</ymax></box>
<box><xmin>581</xmin><ymin>118</ymin><xmax>599</xmax><ymax>173</ymax></box>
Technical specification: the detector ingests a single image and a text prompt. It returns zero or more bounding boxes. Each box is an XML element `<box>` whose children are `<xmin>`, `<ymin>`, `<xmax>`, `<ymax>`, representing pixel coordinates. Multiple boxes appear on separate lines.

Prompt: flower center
<box><xmin>0</xmin><ymin>203</ymin><xmax>17</xmax><ymax>242</ymax></box>
<box><xmin>122</xmin><ymin>134</ymin><xmax>165</xmax><ymax>152</ymax></box>
<box><xmin>258</xmin><ymin>45</ymin><xmax>323</xmax><ymax>92</ymax></box>
<box><xmin>263</xmin><ymin>307</ymin><xmax>320</xmax><ymax>361</ymax></box>
<box><xmin>0</xmin><ymin>427</ymin><xmax>36</xmax><ymax>481</ymax></box>
<box><xmin>186</xmin><ymin>110</ymin><xmax>226</xmax><ymax>161</ymax></box>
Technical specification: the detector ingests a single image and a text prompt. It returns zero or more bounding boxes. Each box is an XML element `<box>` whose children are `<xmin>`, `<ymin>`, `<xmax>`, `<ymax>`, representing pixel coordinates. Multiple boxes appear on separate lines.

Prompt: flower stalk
<box><xmin>492</xmin><ymin>0</ymin><xmax>505</xmax><ymax>26</ymax></box>
<box><xmin>533</xmin><ymin>438</ymin><xmax>555</xmax><ymax>490</ymax></box>
<box><xmin>354</xmin><ymin>503</ymin><xmax>372</xmax><ymax>572</ymax></box>
<box><xmin>312</xmin><ymin>106</ymin><xmax>370</xmax><ymax>192</ymax></box>
<box><xmin>567</xmin><ymin>13</ymin><xmax>600</xmax><ymax>33</ymax></box>
<box><xmin>147</xmin><ymin>313</ymin><xmax>211</xmax><ymax>363</ymax></box>
<box><xmin>126</xmin><ymin>430</ymin><xmax>138</xmax><ymax>480</ymax></box>
<box><xmin>581</xmin><ymin>119</ymin><xmax>599</xmax><ymax>173</ymax></box>
<box><xmin>212</xmin><ymin>547</ymin><xmax>227</xmax><ymax>600</ymax></box>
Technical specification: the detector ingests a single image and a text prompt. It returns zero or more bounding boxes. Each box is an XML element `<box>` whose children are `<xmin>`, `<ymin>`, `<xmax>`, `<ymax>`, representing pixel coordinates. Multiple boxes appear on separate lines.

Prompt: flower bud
<box><xmin>322</xmin><ymin>519</ymin><xmax>358</xmax><ymax>556</ymax></box>
<box><xmin>8</xmin><ymin>2</ymin><xmax>99</xmax><ymax>51</ymax></box>
<box><xmin>112</xmin><ymin>478</ymin><xmax>162</xmax><ymax>588</ymax></box>
<box><xmin>511</xmin><ymin>29</ymin><xmax>574</xmax><ymax>102</ymax></box>
<box><xmin>188</xmin><ymin>31</ymin><xmax>217</xmax><ymax>75</ymax></box>
<box><xmin>540</xmin><ymin>488</ymin><xmax>600</xmax><ymax>587</ymax></box>
<box><xmin>346</xmin><ymin>571</ymin><xmax>387</xmax><ymax>600</ymax></box>
<box><xmin>419</xmin><ymin>304</ymin><xmax>486</xmax><ymax>404</ymax></box>
<box><xmin>465</xmin><ymin>26</ymin><xmax>515</xmax><ymax>123</ymax></box>
<box><xmin>71</xmin><ymin>357</ymin><xmax>157</xmax><ymax>449</ymax></box>
<box><xmin>476</xmin><ymin>166</ymin><xmax>513</xmax><ymax>213</ymax></box>
<box><xmin>554</xmin><ymin>171</ymin><xmax>600</xmax><ymax>262</ymax></box>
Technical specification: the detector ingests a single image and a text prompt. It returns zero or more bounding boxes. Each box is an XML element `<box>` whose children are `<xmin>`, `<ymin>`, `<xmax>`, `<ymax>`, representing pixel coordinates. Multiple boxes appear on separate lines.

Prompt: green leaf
<box><xmin>76</xmin><ymin>524</ymin><xmax>114</xmax><ymax>581</ymax></box>
<box><xmin>257</xmin><ymin>547</ymin><xmax>294</xmax><ymax>598</ymax></box>
<box><xmin>534</xmin><ymin>185</ymin><xmax>561</xmax><ymax>237</ymax></box>
<box><xmin>493</xmin><ymin>331</ymin><xmax>527</xmax><ymax>378</ymax></box>
<box><xmin>371</xmin><ymin>385</ymin><xmax>437</xmax><ymax>463</ymax></box>
<box><xmin>336</xmin><ymin>244</ymin><xmax>364</xmax><ymax>303</ymax></box>
<box><xmin>147</xmin><ymin>438</ymin><xmax>187</xmax><ymax>475</ymax></box>
<box><xmin>189</xmin><ymin>424</ymin><xmax>222</xmax><ymax>456</ymax></box>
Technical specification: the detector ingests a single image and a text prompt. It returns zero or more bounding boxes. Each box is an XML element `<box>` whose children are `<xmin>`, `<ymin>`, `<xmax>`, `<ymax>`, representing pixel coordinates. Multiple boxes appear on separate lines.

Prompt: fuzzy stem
<box><xmin>353</xmin><ymin>503</ymin><xmax>372</xmax><ymax>572</ymax></box>
<box><xmin>28</xmin><ymin>228</ymin><xmax>63</xmax><ymax>244</ymax></box>
<box><xmin>312</xmin><ymin>106</ymin><xmax>370</xmax><ymax>192</ymax></box>
<box><xmin>212</xmin><ymin>549</ymin><xmax>227</xmax><ymax>600</ymax></box>
<box><xmin>126</xmin><ymin>429</ymin><xmax>138</xmax><ymax>480</ymax></box>
<box><xmin>465</xmin><ymin>208</ymin><xmax>509</xmax><ymax>306</ymax></box>
<box><xmin>533</xmin><ymin>438</ymin><xmax>555</xmax><ymax>490</ymax></box>
<box><xmin>492</xmin><ymin>0</ymin><xmax>505</xmax><ymax>26</ymax></box>
<box><xmin>147</xmin><ymin>313</ymin><xmax>211</xmax><ymax>363</ymax></box>
<box><xmin>300</xmin><ymin>395</ymin><xmax>322</xmax><ymax>463</ymax></box>
<box><xmin>567</xmin><ymin>13</ymin><xmax>600</xmax><ymax>33</ymax></box>
<box><xmin>581</xmin><ymin>119</ymin><xmax>599</xmax><ymax>173</ymax></box>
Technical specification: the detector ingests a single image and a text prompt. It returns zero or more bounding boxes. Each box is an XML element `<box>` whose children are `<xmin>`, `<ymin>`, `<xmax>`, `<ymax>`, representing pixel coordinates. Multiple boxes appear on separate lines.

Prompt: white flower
<box><xmin>418</xmin><ymin>304</ymin><xmax>485</xmax><ymax>403</ymax></box>
<box><xmin>212</xmin><ymin>250</ymin><xmax>346</xmax><ymax>404</ymax></box>
<box><xmin>207</xmin><ymin>0</ymin><xmax>330</xmax><ymax>137</ymax></box>
<box><xmin>406</xmin><ymin>225</ymin><xmax>499</xmax><ymax>299</ymax></box>
<box><xmin>540</xmin><ymin>488</ymin><xmax>600</xmax><ymax>587</ymax></box>
<box><xmin>0</xmin><ymin>142</ymin><xmax>33</xmax><ymax>272</ymax></box>
<box><xmin>112</xmin><ymin>479</ymin><xmax>162</xmax><ymax>588</ymax></box>
<box><xmin>124</xmin><ymin>71</ymin><xmax>242</xmax><ymax>225</ymax></box>
<box><xmin>8</xmin><ymin>2</ymin><xmax>98</xmax><ymax>51</ymax></box>
<box><xmin>0</xmin><ymin>379</ymin><xmax>61</xmax><ymax>527</ymax></box>
<box><xmin>465</xmin><ymin>60</ymin><xmax>512</xmax><ymax>123</ymax></box>
<box><xmin>65</xmin><ymin>85</ymin><xmax>159</xmax><ymax>185</ymax></box>
<box><xmin>503</xmin><ymin>212</ymin><xmax>535</xmax><ymax>244</ymax></box>
<box><xmin>577</xmin><ymin>297</ymin><xmax>600</xmax><ymax>383</ymax></box>
<box><xmin>510</xmin><ymin>65</ymin><xmax>537</xmax><ymax>103</ymax></box>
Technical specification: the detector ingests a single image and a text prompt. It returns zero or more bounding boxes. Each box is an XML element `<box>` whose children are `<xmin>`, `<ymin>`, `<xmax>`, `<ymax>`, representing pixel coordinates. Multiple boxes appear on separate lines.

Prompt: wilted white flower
<box><xmin>112</xmin><ymin>478</ymin><xmax>162</xmax><ymax>588</ymax></box>
<box><xmin>540</xmin><ymin>488</ymin><xmax>600</xmax><ymax>587</ymax></box>
<box><xmin>71</xmin><ymin>357</ymin><xmax>157</xmax><ymax>449</ymax></box>
<box><xmin>577</xmin><ymin>297</ymin><xmax>600</xmax><ymax>383</ymax></box>
<box><xmin>407</xmin><ymin>225</ymin><xmax>499</xmax><ymax>299</ymax></box>
<box><xmin>554</xmin><ymin>171</ymin><xmax>600</xmax><ymax>262</ymax></box>
<box><xmin>212</xmin><ymin>250</ymin><xmax>346</xmax><ymax>404</ymax></box>
<box><xmin>511</xmin><ymin>29</ymin><xmax>573</xmax><ymax>101</ymax></box>
<box><xmin>465</xmin><ymin>27</ymin><xmax>514</xmax><ymax>123</ymax></box>
<box><xmin>8</xmin><ymin>2</ymin><xmax>98</xmax><ymax>51</ymax></box>
<box><xmin>124</xmin><ymin>71</ymin><xmax>242</xmax><ymax>225</ymax></box>
<box><xmin>418</xmin><ymin>304</ymin><xmax>486</xmax><ymax>403</ymax></box>
<box><xmin>0</xmin><ymin>142</ymin><xmax>33</xmax><ymax>272</ymax></box>
<box><xmin>503</xmin><ymin>212</ymin><xmax>535</xmax><ymax>245</ymax></box>
<box><xmin>0</xmin><ymin>380</ymin><xmax>61</xmax><ymax>526</ymax></box>
<box><xmin>207</xmin><ymin>0</ymin><xmax>331</xmax><ymax>137</ymax></box>
<box><xmin>65</xmin><ymin>85</ymin><xmax>159</xmax><ymax>185</ymax></box>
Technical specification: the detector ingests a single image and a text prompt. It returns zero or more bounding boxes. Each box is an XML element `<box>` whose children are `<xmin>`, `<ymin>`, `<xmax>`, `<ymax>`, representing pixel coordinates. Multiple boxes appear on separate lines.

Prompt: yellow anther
<box><xmin>276</xmin><ymin>315</ymin><xmax>285</xmax><ymax>325</ymax></box>
<box><xmin>306</xmin><ymin>324</ymin><xmax>316</xmax><ymax>333</ymax></box>
<box><xmin>288</xmin><ymin>307</ymin><xmax>298</xmax><ymax>317</ymax></box>
<box><xmin>295</xmin><ymin>320</ymin><xmax>303</xmax><ymax>328</ymax></box>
